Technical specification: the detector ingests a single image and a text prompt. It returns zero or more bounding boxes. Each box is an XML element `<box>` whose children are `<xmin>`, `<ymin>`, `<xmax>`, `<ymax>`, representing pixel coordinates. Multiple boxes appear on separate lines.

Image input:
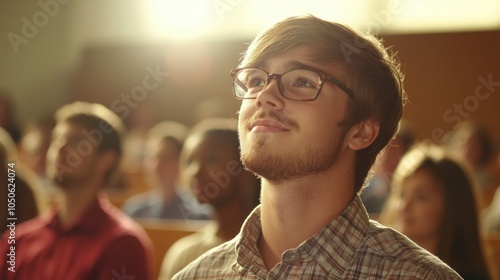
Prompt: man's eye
<box><xmin>294</xmin><ymin>78</ymin><xmax>315</xmax><ymax>88</ymax></box>
<box><xmin>248</xmin><ymin>78</ymin><xmax>266</xmax><ymax>88</ymax></box>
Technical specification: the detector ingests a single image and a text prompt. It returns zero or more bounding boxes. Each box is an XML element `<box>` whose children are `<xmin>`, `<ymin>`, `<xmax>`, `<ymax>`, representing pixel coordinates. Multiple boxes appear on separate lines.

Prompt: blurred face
<box><xmin>393</xmin><ymin>169</ymin><xmax>444</xmax><ymax>244</ymax></box>
<box><xmin>463</xmin><ymin>134</ymin><xmax>482</xmax><ymax>168</ymax></box>
<box><xmin>451</xmin><ymin>129</ymin><xmax>482</xmax><ymax>169</ymax></box>
<box><xmin>238</xmin><ymin>46</ymin><xmax>350</xmax><ymax>182</ymax></box>
<box><xmin>19</xmin><ymin>130</ymin><xmax>50</xmax><ymax>176</ymax></box>
<box><xmin>182</xmin><ymin>133</ymin><xmax>242</xmax><ymax>205</ymax></box>
<box><xmin>145</xmin><ymin>139</ymin><xmax>180</xmax><ymax>190</ymax></box>
<box><xmin>46</xmin><ymin>121</ymin><xmax>101</xmax><ymax>189</ymax></box>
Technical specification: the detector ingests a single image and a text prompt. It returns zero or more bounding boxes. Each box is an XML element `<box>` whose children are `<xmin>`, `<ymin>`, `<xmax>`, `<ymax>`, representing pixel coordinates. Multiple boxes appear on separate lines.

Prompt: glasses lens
<box><xmin>234</xmin><ymin>69</ymin><xmax>267</xmax><ymax>99</ymax></box>
<box><xmin>281</xmin><ymin>69</ymin><xmax>321</xmax><ymax>100</ymax></box>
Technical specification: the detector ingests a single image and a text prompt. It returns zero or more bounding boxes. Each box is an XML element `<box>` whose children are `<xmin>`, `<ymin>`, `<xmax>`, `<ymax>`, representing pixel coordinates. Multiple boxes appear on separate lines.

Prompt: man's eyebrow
<box><xmin>282</xmin><ymin>61</ymin><xmax>325</xmax><ymax>73</ymax></box>
<box><xmin>252</xmin><ymin>61</ymin><xmax>268</xmax><ymax>69</ymax></box>
<box><xmin>251</xmin><ymin>60</ymin><xmax>326</xmax><ymax>74</ymax></box>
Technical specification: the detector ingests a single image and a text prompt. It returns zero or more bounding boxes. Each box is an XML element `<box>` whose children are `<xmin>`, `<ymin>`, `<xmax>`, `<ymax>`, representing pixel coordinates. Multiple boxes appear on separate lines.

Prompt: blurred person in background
<box><xmin>0</xmin><ymin>102</ymin><xmax>153</xmax><ymax>280</ymax></box>
<box><xmin>447</xmin><ymin>121</ymin><xmax>499</xmax><ymax>192</ymax></box>
<box><xmin>361</xmin><ymin>119</ymin><xmax>415</xmax><ymax>215</ymax></box>
<box><xmin>158</xmin><ymin>118</ymin><xmax>260</xmax><ymax>279</ymax></box>
<box><xmin>0</xmin><ymin>127</ymin><xmax>39</xmax><ymax>235</ymax></box>
<box><xmin>122</xmin><ymin>103</ymin><xmax>158</xmax><ymax>173</ymax></box>
<box><xmin>18</xmin><ymin>117</ymin><xmax>57</xmax><ymax>208</ymax></box>
<box><xmin>380</xmin><ymin>143</ymin><xmax>490</xmax><ymax>280</ymax></box>
<box><xmin>482</xmin><ymin>186</ymin><xmax>500</xmax><ymax>233</ymax></box>
<box><xmin>448</xmin><ymin>121</ymin><xmax>500</xmax><ymax>212</ymax></box>
<box><xmin>0</xmin><ymin>90</ymin><xmax>21</xmax><ymax>143</ymax></box>
<box><xmin>481</xmin><ymin>145</ymin><xmax>500</xmax><ymax>233</ymax></box>
<box><xmin>194</xmin><ymin>97</ymin><xmax>235</xmax><ymax>123</ymax></box>
<box><xmin>18</xmin><ymin>117</ymin><xmax>55</xmax><ymax>181</ymax></box>
<box><xmin>122</xmin><ymin>121</ymin><xmax>211</xmax><ymax>220</ymax></box>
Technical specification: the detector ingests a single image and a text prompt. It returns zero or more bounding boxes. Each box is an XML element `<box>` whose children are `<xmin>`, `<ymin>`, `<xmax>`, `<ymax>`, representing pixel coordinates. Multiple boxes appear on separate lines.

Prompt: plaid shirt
<box><xmin>173</xmin><ymin>195</ymin><xmax>462</xmax><ymax>279</ymax></box>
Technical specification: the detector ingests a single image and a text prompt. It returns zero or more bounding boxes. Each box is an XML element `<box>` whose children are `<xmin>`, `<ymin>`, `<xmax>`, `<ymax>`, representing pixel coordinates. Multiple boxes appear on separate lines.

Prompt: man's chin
<box><xmin>242</xmin><ymin>155</ymin><xmax>286</xmax><ymax>182</ymax></box>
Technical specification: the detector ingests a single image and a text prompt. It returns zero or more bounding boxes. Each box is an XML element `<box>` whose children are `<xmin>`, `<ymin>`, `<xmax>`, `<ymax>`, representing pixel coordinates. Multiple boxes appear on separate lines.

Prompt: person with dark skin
<box><xmin>158</xmin><ymin>118</ymin><xmax>260</xmax><ymax>279</ymax></box>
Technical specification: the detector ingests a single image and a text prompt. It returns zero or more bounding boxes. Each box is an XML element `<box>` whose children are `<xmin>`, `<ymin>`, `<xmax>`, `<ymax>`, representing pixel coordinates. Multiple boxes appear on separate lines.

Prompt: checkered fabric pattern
<box><xmin>173</xmin><ymin>195</ymin><xmax>462</xmax><ymax>280</ymax></box>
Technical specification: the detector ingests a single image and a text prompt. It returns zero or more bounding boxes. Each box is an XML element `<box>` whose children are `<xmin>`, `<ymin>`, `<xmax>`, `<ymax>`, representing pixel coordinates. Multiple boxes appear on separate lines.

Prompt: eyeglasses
<box><xmin>230</xmin><ymin>67</ymin><xmax>355</xmax><ymax>101</ymax></box>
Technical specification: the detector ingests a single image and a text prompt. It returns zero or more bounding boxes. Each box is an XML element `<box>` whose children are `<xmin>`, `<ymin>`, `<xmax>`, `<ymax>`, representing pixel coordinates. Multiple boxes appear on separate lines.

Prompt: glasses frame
<box><xmin>230</xmin><ymin>67</ymin><xmax>355</xmax><ymax>101</ymax></box>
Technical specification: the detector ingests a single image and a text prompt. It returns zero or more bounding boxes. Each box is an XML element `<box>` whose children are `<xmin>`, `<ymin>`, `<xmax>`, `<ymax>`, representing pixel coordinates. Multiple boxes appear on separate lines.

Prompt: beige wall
<box><xmin>0</xmin><ymin>0</ymin><xmax>154</xmax><ymax>125</ymax></box>
<box><xmin>1</xmin><ymin>1</ymin><xmax>73</xmax><ymax>122</ymax></box>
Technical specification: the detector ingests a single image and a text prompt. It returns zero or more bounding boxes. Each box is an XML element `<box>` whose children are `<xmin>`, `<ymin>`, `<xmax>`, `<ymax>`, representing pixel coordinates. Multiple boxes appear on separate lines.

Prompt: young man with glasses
<box><xmin>173</xmin><ymin>15</ymin><xmax>462</xmax><ymax>279</ymax></box>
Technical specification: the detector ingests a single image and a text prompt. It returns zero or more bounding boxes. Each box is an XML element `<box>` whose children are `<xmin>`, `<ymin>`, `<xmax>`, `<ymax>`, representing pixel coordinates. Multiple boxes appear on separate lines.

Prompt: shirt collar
<box><xmin>233</xmin><ymin>204</ymin><xmax>266</xmax><ymax>274</ymax></box>
<box><xmin>44</xmin><ymin>195</ymin><xmax>108</xmax><ymax>234</ymax></box>
<box><xmin>233</xmin><ymin>195</ymin><xmax>370</xmax><ymax>276</ymax></box>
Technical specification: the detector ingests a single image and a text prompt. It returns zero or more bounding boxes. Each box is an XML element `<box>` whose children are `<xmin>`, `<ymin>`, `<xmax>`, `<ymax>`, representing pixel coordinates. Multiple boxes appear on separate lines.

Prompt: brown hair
<box><xmin>55</xmin><ymin>101</ymin><xmax>125</xmax><ymax>186</ymax></box>
<box><xmin>240</xmin><ymin>15</ymin><xmax>406</xmax><ymax>193</ymax></box>
<box><xmin>383</xmin><ymin>144</ymin><xmax>489</xmax><ymax>278</ymax></box>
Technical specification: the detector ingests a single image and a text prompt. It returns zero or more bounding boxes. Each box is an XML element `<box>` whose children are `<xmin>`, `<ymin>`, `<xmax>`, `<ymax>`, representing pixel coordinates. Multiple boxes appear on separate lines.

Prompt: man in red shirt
<box><xmin>0</xmin><ymin>101</ymin><xmax>153</xmax><ymax>280</ymax></box>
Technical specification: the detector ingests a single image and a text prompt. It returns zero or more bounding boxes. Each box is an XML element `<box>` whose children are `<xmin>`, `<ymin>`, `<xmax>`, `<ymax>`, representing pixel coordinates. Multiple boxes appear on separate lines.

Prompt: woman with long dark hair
<box><xmin>380</xmin><ymin>143</ymin><xmax>490</xmax><ymax>280</ymax></box>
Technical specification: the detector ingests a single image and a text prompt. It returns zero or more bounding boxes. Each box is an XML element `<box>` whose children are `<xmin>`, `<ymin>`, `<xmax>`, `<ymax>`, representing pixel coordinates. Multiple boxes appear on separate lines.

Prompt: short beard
<box><xmin>241</xmin><ymin>135</ymin><xmax>343</xmax><ymax>183</ymax></box>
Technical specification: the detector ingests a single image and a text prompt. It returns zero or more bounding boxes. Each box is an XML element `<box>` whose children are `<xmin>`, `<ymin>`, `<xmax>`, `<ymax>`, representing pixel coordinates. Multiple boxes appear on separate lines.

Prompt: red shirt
<box><xmin>0</xmin><ymin>195</ymin><xmax>153</xmax><ymax>280</ymax></box>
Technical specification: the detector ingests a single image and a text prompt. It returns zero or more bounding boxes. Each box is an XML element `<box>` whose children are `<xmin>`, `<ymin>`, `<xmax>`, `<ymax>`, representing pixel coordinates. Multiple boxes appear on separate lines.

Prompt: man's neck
<box><xmin>257</xmin><ymin>166</ymin><xmax>355</xmax><ymax>270</ymax></box>
<box><xmin>57</xmin><ymin>185</ymin><xmax>100</xmax><ymax>230</ymax></box>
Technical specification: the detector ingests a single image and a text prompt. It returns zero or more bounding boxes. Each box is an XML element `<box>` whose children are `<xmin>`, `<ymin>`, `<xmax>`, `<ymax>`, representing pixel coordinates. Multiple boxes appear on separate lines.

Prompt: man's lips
<box><xmin>250</xmin><ymin>119</ymin><xmax>289</xmax><ymax>132</ymax></box>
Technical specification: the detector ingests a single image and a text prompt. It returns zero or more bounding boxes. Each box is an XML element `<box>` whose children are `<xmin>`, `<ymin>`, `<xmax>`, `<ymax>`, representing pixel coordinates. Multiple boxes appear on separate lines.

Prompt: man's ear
<box><xmin>346</xmin><ymin>119</ymin><xmax>380</xmax><ymax>151</ymax></box>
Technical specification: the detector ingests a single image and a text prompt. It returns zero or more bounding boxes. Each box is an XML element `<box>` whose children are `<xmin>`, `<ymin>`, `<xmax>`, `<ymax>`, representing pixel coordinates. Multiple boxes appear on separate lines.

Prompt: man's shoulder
<box><xmin>357</xmin><ymin>220</ymin><xmax>462</xmax><ymax>279</ymax></box>
<box><xmin>364</xmin><ymin>220</ymin><xmax>433</xmax><ymax>259</ymax></box>
<box><xmin>97</xmin><ymin>204</ymin><xmax>153</xmax><ymax>261</ymax></box>
<box><xmin>172</xmin><ymin>236</ymin><xmax>238</xmax><ymax>279</ymax></box>
<box><xmin>169</xmin><ymin>227</ymin><xmax>219</xmax><ymax>254</ymax></box>
<box><xmin>101</xmin><ymin>199</ymin><xmax>150</xmax><ymax>241</ymax></box>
